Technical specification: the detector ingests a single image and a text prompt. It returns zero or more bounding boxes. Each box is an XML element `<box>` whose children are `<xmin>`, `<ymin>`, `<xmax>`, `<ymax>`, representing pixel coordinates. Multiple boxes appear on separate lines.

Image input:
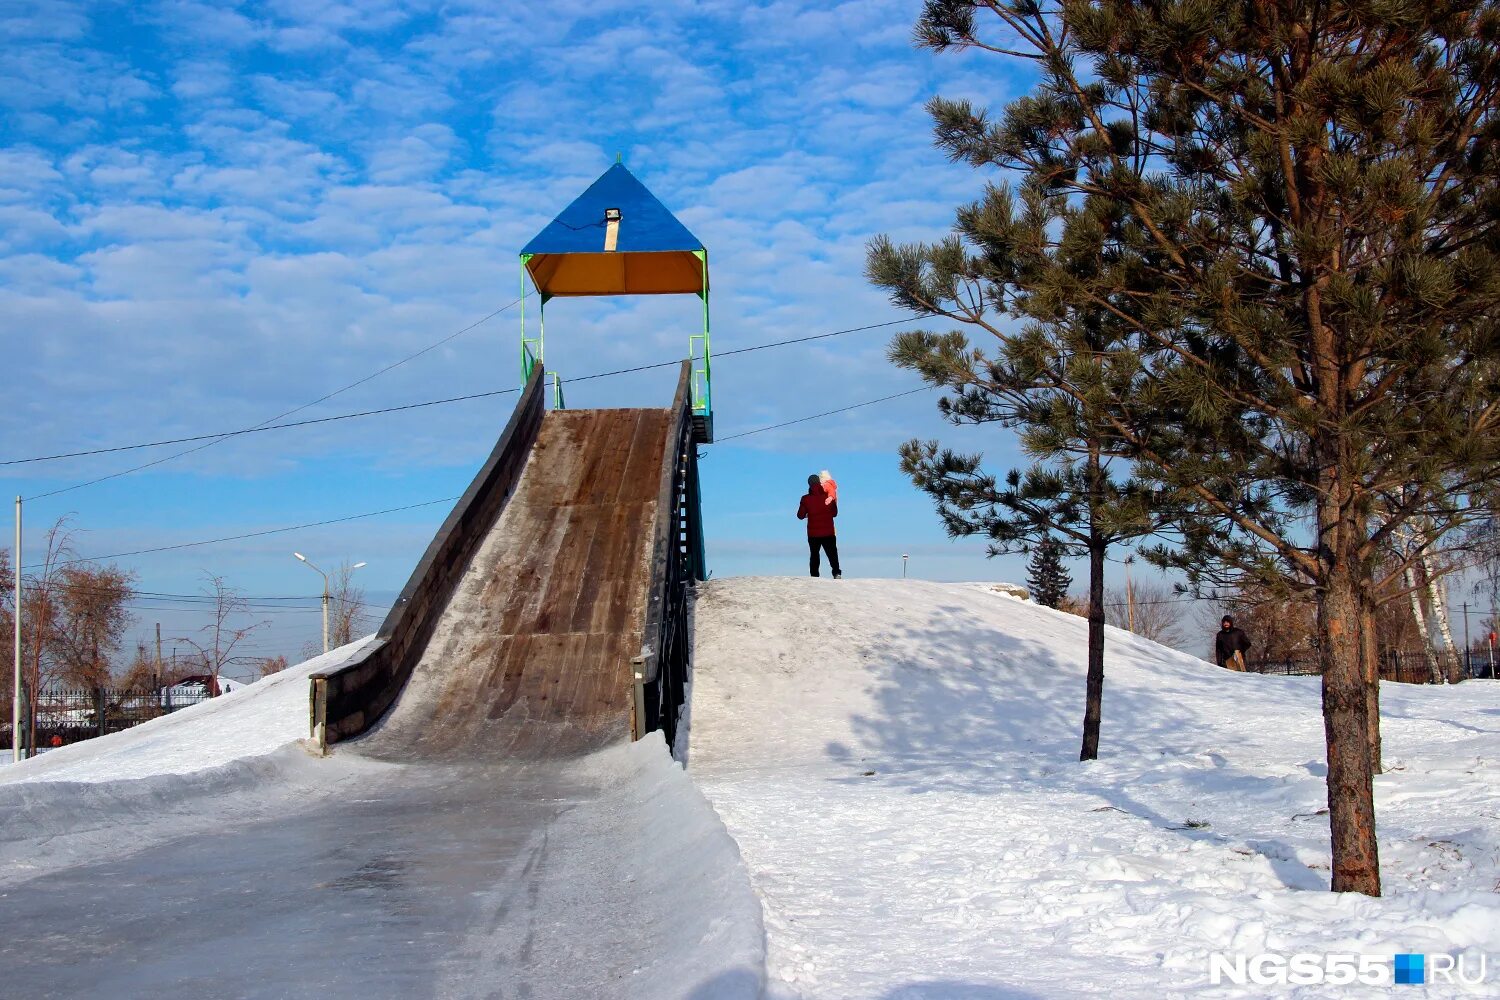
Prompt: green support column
<box><xmin>520</xmin><ymin>254</ymin><xmax>541</xmax><ymax>384</ymax></box>
<box><xmin>691</xmin><ymin>249</ymin><xmax>711</xmax><ymax>416</ymax></box>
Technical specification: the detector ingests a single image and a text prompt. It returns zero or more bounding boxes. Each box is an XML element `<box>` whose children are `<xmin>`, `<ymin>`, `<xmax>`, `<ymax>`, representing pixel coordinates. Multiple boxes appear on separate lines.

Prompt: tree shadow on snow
<box><xmin>835</xmin><ymin>603</ymin><xmax>1330</xmax><ymax>890</ymax></box>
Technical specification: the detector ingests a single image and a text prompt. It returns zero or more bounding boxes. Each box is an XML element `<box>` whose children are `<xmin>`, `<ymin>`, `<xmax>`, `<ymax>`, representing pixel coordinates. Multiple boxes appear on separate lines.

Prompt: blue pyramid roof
<box><xmin>520</xmin><ymin>163</ymin><xmax>707</xmax><ymax>298</ymax></box>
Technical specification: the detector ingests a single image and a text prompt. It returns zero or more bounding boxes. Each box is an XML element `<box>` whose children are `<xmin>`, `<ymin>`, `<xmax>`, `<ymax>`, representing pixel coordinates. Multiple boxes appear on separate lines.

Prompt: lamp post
<box><xmin>294</xmin><ymin>553</ymin><xmax>366</xmax><ymax>654</ymax></box>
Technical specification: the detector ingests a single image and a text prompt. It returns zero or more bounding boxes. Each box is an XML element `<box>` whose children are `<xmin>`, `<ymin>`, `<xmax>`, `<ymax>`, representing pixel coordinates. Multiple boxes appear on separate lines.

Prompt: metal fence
<box><xmin>1247</xmin><ymin>645</ymin><xmax>1498</xmax><ymax>683</ymax></box>
<box><xmin>3</xmin><ymin>686</ymin><xmax>213</xmax><ymax>750</ymax></box>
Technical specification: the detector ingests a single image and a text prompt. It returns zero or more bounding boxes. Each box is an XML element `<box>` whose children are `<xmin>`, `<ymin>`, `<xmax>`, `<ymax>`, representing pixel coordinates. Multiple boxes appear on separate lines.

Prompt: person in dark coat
<box><xmin>797</xmin><ymin>474</ymin><xmax>841</xmax><ymax>579</ymax></box>
<box><xmin>1215</xmin><ymin>615</ymin><xmax>1252</xmax><ymax>670</ymax></box>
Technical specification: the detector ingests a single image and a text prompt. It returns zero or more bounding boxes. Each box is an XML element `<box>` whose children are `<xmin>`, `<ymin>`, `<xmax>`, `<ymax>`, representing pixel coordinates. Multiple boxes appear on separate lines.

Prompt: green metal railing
<box><xmin>689</xmin><ymin>333</ymin><xmax>711</xmax><ymax>416</ymax></box>
<box><xmin>691</xmin><ymin>249</ymin><xmax>712</xmax><ymax>417</ymax></box>
<box><xmin>520</xmin><ymin>255</ymin><xmax>543</xmax><ymax>386</ymax></box>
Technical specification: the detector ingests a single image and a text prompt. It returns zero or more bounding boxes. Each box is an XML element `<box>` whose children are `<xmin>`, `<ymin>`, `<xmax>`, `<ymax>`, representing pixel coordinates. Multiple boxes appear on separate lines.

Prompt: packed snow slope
<box><xmin>690</xmin><ymin>577</ymin><xmax>1500</xmax><ymax>999</ymax></box>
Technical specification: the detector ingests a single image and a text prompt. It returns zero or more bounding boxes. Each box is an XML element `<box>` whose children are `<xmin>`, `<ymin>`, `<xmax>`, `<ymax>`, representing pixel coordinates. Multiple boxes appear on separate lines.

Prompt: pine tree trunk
<box><xmin>1319</xmin><ymin>549</ymin><xmax>1381</xmax><ymax>896</ymax></box>
<box><xmin>1359</xmin><ymin>586</ymin><xmax>1382</xmax><ymax>775</ymax></box>
<box><xmin>1079</xmin><ymin>445</ymin><xmax>1106</xmax><ymax>762</ymax></box>
<box><xmin>1421</xmin><ymin>553</ymin><xmax>1464</xmax><ymax>684</ymax></box>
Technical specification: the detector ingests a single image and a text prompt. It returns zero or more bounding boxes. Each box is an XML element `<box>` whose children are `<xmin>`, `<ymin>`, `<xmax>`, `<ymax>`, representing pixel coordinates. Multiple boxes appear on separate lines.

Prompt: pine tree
<box><xmin>870</xmin><ymin>103</ymin><xmax>1183</xmax><ymax>762</ymax></box>
<box><xmin>1026</xmin><ymin>537</ymin><xmax>1072</xmax><ymax>609</ymax></box>
<box><xmin>876</xmin><ymin>1</ymin><xmax>1500</xmax><ymax>896</ymax></box>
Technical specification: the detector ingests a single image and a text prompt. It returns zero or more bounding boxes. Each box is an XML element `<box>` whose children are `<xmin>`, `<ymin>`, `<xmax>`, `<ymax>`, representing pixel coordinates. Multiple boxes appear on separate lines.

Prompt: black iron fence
<box><xmin>1247</xmin><ymin>644</ymin><xmax>1498</xmax><ymax>683</ymax></box>
<box><xmin>2</xmin><ymin>686</ymin><xmax>213</xmax><ymax>751</ymax></box>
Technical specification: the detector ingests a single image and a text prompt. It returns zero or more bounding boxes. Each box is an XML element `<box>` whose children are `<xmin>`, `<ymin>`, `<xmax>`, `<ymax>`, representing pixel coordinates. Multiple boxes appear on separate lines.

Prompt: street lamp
<box><xmin>294</xmin><ymin>553</ymin><xmax>366</xmax><ymax>654</ymax></box>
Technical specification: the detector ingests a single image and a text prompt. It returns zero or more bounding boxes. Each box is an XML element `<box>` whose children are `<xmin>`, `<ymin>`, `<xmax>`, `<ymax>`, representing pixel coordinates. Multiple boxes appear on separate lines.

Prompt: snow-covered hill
<box><xmin>6</xmin><ymin>575</ymin><xmax>1495</xmax><ymax>997</ymax></box>
<box><xmin>1</xmin><ymin>636</ymin><xmax>380</xmax><ymax>786</ymax></box>
<box><xmin>689</xmin><ymin>577</ymin><xmax>1500</xmax><ymax>999</ymax></box>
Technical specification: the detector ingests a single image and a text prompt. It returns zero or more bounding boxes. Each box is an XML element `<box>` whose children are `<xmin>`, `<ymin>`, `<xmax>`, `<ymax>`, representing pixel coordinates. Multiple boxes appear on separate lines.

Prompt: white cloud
<box><xmin>364</xmin><ymin>124</ymin><xmax>456</xmax><ymax>183</ymax></box>
<box><xmin>0</xmin><ymin>253</ymin><xmax>83</xmax><ymax>291</ymax></box>
<box><xmin>0</xmin><ymin>204</ymin><xmax>71</xmax><ymax>250</ymax></box>
<box><xmin>1</xmin><ymin>0</ymin><xmax>1034</xmax><ymax>604</ymax></box>
<box><xmin>0</xmin><ymin>147</ymin><xmax>64</xmax><ymax>198</ymax></box>
<box><xmin>0</xmin><ymin>0</ymin><xmax>91</xmax><ymax>41</ymax></box>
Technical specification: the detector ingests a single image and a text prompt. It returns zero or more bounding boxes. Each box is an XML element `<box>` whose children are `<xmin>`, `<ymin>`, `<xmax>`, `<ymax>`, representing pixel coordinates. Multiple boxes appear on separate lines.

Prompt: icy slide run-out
<box><xmin>0</xmin><ymin>382</ymin><xmax>763</xmax><ymax>1000</ymax></box>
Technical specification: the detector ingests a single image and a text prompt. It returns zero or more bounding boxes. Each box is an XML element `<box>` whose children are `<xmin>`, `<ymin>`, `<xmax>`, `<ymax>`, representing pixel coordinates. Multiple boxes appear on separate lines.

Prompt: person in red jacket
<box><xmin>797</xmin><ymin>474</ymin><xmax>842</xmax><ymax>579</ymax></box>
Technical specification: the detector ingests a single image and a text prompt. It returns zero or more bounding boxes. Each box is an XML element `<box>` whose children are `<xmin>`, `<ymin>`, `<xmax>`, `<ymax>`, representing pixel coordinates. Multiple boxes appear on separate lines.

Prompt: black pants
<box><xmin>808</xmin><ymin>535</ymin><xmax>841</xmax><ymax>577</ymax></box>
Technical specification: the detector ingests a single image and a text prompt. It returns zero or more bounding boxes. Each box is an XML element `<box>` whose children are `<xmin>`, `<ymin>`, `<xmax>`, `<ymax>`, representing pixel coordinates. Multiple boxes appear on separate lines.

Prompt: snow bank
<box><xmin>0</xmin><ymin>638</ymin><xmax>391</xmax><ymax>887</ymax></box>
<box><xmin>0</xmin><ymin>636</ymin><xmax>379</xmax><ymax>786</ymax></box>
<box><xmin>690</xmin><ymin>577</ymin><xmax>1500</xmax><ymax>999</ymax></box>
<box><xmin>0</xmin><ymin>745</ymin><xmax>397</xmax><ymax>889</ymax></box>
<box><xmin>538</xmin><ymin>737</ymin><xmax>767</xmax><ymax>999</ymax></box>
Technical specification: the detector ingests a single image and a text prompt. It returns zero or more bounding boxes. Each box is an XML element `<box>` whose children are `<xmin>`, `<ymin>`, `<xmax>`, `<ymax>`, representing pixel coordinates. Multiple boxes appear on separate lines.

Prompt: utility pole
<box><xmin>13</xmin><ymin>496</ymin><xmax>23</xmax><ymax>763</ymax></box>
<box><xmin>1490</xmin><ymin>609</ymin><xmax>1497</xmax><ymax>677</ymax></box>
<box><xmin>1124</xmin><ymin>554</ymin><xmax>1137</xmax><ymax>634</ymax></box>
<box><xmin>902</xmin><ymin>554</ymin><xmax>908</xmax><ymax>579</ymax></box>
<box><xmin>155</xmin><ymin>622</ymin><xmax>163</xmax><ymax>689</ymax></box>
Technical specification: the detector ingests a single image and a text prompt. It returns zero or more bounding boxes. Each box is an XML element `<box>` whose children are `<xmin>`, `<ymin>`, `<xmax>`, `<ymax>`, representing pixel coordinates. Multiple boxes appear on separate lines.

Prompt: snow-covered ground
<box><xmin>0</xmin><ymin>633</ymin><xmax>763</xmax><ymax>999</ymax></box>
<box><xmin>7</xmin><ymin>575</ymin><xmax>1496</xmax><ymax>997</ymax></box>
<box><xmin>689</xmin><ymin>577</ymin><xmax>1500</xmax><ymax>999</ymax></box>
<box><xmin>0</xmin><ymin>637</ymin><xmax>389</xmax><ymax>887</ymax></box>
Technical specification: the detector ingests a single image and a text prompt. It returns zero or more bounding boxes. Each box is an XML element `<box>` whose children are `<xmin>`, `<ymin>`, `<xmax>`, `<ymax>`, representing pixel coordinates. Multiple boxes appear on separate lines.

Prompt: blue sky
<box><xmin>2</xmin><ymin>0</ymin><xmax>1185</xmax><ymax>667</ymax></box>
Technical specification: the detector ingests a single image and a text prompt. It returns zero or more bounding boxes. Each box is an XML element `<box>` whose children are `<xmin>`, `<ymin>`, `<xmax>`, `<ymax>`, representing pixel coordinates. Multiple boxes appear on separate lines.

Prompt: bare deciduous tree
<box><xmin>328</xmin><ymin>561</ymin><xmax>367</xmax><ymax>650</ymax></box>
<box><xmin>53</xmin><ymin>564</ymin><xmax>135</xmax><ymax>689</ymax></box>
<box><xmin>1105</xmin><ymin>584</ymin><xmax>1186</xmax><ymax>650</ymax></box>
<box><xmin>1</xmin><ymin>546</ymin><xmax>13</xmax><ymax>746</ymax></box>
<box><xmin>257</xmin><ymin>655</ymin><xmax>289</xmax><ymax>678</ymax></box>
<box><xmin>20</xmin><ymin>518</ymin><xmax>76</xmax><ymax>754</ymax></box>
<box><xmin>117</xmin><ymin>642</ymin><xmax>159</xmax><ymax>690</ymax></box>
<box><xmin>175</xmin><ymin>574</ymin><xmax>267</xmax><ymax>696</ymax></box>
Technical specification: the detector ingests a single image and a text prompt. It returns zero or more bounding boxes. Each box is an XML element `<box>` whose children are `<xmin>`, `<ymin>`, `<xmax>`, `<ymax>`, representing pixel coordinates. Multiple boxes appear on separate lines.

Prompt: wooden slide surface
<box><xmin>361</xmin><ymin>407</ymin><xmax>671</xmax><ymax>761</ymax></box>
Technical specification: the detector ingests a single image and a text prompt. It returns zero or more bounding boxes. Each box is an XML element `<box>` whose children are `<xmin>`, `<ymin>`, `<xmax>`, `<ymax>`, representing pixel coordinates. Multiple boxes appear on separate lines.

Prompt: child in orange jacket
<box><xmin>818</xmin><ymin>469</ymin><xmax>838</xmax><ymax>506</ymax></box>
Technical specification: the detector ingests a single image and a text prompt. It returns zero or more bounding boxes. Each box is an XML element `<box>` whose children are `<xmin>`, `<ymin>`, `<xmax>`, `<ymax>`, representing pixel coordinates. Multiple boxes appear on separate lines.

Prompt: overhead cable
<box><xmin>26</xmin><ymin>300</ymin><xmax>520</xmax><ymax>500</ymax></box>
<box><xmin>30</xmin><ymin>496</ymin><xmax>459</xmax><ymax>570</ymax></box>
<box><xmin>715</xmin><ymin>387</ymin><xmax>936</xmax><ymax>442</ymax></box>
<box><xmin>8</xmin><ymin>315</ymin><xmax>921</xmax><ymax>470</ymax></box>
<box><xmin>30</xmin><ymin>382</ymin><xmax>938</xmax><ymax>570</ymax></box>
